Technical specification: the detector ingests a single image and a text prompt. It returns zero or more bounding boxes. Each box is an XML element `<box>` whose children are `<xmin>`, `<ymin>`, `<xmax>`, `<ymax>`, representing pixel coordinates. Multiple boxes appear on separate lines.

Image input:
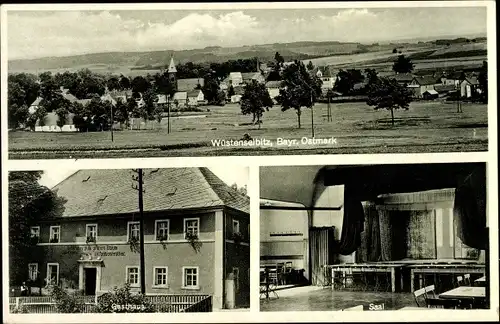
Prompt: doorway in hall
<box><xmin>84</xmin><ymin>268</ymin><xmax>97</xmax><ymax>295</ymax></box>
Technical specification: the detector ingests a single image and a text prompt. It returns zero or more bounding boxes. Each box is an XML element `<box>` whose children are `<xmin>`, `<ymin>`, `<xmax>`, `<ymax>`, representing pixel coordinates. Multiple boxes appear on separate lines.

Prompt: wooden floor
<box><xmin>260</xmin><ymin>287</ymin><xmax>418</xmax><ymax>312</ymax></box>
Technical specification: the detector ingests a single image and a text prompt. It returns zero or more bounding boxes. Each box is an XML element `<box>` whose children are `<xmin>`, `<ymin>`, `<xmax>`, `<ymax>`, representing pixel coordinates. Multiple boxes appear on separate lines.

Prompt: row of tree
<box><xmin>239</xmin><ymin>60</ymin><xmax>414</xmax><ymax>127</ymax></box>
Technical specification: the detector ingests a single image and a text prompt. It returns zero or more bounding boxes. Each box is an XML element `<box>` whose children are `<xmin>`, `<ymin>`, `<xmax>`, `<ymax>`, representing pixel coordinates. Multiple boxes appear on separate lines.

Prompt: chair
<box><xmin>463</xmin><ymin>274</ymin><xmax>471</xmax><ymax>286</ymax></box>
<box><xmin>424</xmin><ymin>285</ymin><xmax>437</xmax><ymax>299</ymax></box>
<box><xmin>456</xmin><ymin>276</ymin><xmax>464</xmax><ymax>287</ymax></box>
<box><xmin>413</xmin><ymin>287</ymin><xmax>427</xmax><ymax>307</ymax></box>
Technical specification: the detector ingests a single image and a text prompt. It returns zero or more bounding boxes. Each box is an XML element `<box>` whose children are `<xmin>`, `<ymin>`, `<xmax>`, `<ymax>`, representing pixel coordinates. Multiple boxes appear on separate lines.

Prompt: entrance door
<box><xmin>84</xmin><ymin>268</ymin><xmax>97</xmax><ymax>295</ymax></box>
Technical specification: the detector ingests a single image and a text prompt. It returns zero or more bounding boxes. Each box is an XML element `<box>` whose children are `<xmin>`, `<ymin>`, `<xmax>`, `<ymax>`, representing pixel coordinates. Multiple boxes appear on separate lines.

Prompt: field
<box><xmin>8</xmin><ymin>101</ymin><xmax>488</xmax><ymax>159</ymax></box>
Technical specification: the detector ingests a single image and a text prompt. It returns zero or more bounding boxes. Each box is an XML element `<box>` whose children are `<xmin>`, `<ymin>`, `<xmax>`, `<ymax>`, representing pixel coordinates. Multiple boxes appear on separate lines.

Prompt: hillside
<box><xmin>8</xmin><ymin>36</ymin><xmax>487</xmax><ymax>75</ymax></box>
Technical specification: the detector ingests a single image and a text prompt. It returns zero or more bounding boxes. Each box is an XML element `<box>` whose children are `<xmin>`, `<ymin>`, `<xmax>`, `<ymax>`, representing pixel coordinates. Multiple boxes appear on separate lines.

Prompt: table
<box><xmin>328</xmin><ymin>263</ymin><xmax>405</xmax><ymax>293</ymax></box>
<box><xmin>475</xmin><ymin>276</ymin><xmax>486</xmax><ymax>286</ymax></box>
<box><xmin>439</xmin><ymin>286</ymin><xmax>486</xmax><ymax>300</ymax></box>
<box><xmin>409</xmin><ymin>263</ymin><xmax>485</xmax><ymax>292</ymax></box>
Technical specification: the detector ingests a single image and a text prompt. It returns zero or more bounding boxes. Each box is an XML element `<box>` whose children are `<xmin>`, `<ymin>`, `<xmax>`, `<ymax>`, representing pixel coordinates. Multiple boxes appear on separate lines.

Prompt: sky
<box><xmin>38</xmin><ymin>167</ymin><xmax>249</xmax><ymax>189</ymax></box>
<box><xmin>6</xmin><ymin>6</ymin><xmax>488</xmax><ymax>60</ymax></box>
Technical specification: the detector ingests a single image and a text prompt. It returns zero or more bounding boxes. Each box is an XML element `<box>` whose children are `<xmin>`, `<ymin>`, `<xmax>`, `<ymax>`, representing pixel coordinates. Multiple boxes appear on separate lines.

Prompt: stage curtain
<box><xmin>378</xmin><ymin>209</ymin><xmax>393</xmax><ymax>261</ymax></box>
<box><xmin>407</xmin><ymin>210</ymin><xmax>436</xmax><ymax>259</ymax></box>
<box><xmin>453</xmin><ymin>168</ymin><xmax>487</xmax><ymax>250</ymax></box>
<box><xmin>337</xmin><ymin>187</ymin><xmax>365</xmax><ymax>256</ymax></box>
<box><xmin>363</xmin><ymin>202</ymin><xmax>381</xmax><ymax>262</ymax></box>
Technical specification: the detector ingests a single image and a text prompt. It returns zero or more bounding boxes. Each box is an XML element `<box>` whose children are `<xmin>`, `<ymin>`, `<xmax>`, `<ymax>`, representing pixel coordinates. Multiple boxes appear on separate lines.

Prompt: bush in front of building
<box><xmin>11</xmin><ymin>305</ymin><xmax>29</xmax><ymax>313</ymax></box>
<box><xmin>49</xmin><ymin>285</ymin><xmax>85</xmax><ymax>313</ymax></box>
<box><xmin>96</xmin><ymin>283</ymin><xmax>154</xmax><ymax>313</ymax></box>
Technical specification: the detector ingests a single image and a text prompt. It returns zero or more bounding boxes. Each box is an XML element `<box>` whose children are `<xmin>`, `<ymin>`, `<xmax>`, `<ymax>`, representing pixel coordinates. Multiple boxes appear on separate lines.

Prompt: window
<box><xmin>126</xmin><ymin>266</ymin><xmax>140</xmax><ymax>287</ymax></box>
<box><xmin>49</xmin><ymin>226</ymin><xmax>60</xmax><ymax>243</ymax></box>
<box><xmin>182</xmin><ymin>267</ymin><xmax>199</xmax><ymax>289</ymax></box>
<box><xmin>30</xmin><ymin>226</ymin><xmax>40</xmax><ymax>243</ymax></box>
<box><xmin>155</xmin><ymin>220</ymin><xmax>170</xmax><ymax>241</ymax></box>
<box><xmin>184</xmin><ymin>218</ymin><xmax>199</xmax><ymax>239</ymax></box>
<box><xmin>232</xmin><ymin>267</ymin><xmax>240</xmax><ymax>292</ymax></box>
<box><xmin>47</xmin><ymin>263</ymin><xmax>59</xmax><ymax>285</ymax></box>
<box><xmin>28</xmin><ymin>263</ymin><xmax>38</xmax><ymax>281</ymax></box>
<box><xmin>127</xmin><ymin>222</ymin><xmax>140</xmax><ymax>241</ymax></box>
<box><xmin>86</xmin><ymin>224</ymin><xmax>98</xmax><ymax>243</ymax></box>
<box><xmin>153</xmin><ymin>267</ymin><xmax>168</xmax><ymax>287</ymax></box>
<box><xmin>232</xmin><ymin>220</ymin><xmax>240</xmax><ymax>234</ymax></box>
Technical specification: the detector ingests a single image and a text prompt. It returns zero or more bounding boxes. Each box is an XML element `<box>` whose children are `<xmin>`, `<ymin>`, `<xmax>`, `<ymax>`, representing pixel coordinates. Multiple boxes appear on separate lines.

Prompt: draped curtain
<box><xmin>337</xmin><ymin>186</ymin><xmax>365</xmax><ymax>256</ymax></box>
<box><xmin>453</xmin><ymin>168</ymin><xmax>487</xmax><ymax>250</ymax></box>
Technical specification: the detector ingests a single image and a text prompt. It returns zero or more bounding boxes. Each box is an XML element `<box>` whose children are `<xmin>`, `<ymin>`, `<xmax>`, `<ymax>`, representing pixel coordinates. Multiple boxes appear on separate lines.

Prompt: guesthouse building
<box><xmin>27</xmin><ymin>168</ymin><xmax>250</xmax><ymax>309</ymax></box>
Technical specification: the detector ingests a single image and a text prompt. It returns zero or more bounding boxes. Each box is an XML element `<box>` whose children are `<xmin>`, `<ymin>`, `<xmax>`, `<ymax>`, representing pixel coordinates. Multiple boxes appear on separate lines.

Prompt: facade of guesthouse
<box><xmin>27</xmin><ymin>168</ymin><xmax>250</xmax><ymax>309</ymax></box>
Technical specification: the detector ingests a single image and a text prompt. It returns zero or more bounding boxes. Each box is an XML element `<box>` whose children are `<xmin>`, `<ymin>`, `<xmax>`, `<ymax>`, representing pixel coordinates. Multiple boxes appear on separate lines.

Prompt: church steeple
<box><xmin>167</xmin><ymin>55</ymin><xmax>177</xmax><ymax>91</ymax></box>
<box><xmin>168</xmin><ymin>56</ymin><xmax>177</xmax><ymax>73</ymax></box>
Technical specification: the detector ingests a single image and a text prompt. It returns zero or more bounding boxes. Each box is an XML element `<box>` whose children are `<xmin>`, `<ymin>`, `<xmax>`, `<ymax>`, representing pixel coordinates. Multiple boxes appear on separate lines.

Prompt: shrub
<box><xmin>49</xmin><ymin>285</ymin><xmax>84</xmax><ymax>313</ymax></box>
<box><xmin>11</xmin><ymin>305</ymin><xmax>29</xmax><ymax>313</ymax></box>
<box><xmin>96</xmin><ymin>283</ymin><xmax>154</xmax><ymax>313</ymax></box>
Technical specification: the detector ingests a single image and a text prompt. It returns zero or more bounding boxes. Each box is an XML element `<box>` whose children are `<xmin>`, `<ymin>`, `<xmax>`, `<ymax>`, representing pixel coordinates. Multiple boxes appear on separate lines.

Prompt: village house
<box><xmin>27</xmin><ymin>168</ymin><xmax>250</xmax><ymax>310</ymax></box>
<box><xmin>392</xmin><ymin>73</ymin><xmax>415</xmax><ymax>86</ymax></box>
<box><xmin>409</xmin><ymin>76</ymin><xmax>441</xmax><ymax>98</ymax></box>
<box><xmin>460</xmin><ymin>76</ymin><xmax>481</xmax><ymax>98</ymax></box>
<box><xmin>172</xmin><ymin>92</ymin><xmax>188</xmax><ymax>108</ymax></box>
<box><xmin>230</xmin><ymin>86</ymin><xmax>245</xmax><ymax>104</ymax></box>
<box><xmin>314</xmin><ymin>66</ymin><xmax>337</xmax><ymax>92</ymax></box>
<box><xmin>34</xmin><ymin>112</ymin><xmax>78</xmax><ymax>132</ymax></box>
<box><xmin>187</xmin><ymin>90</ymin><xmax>205</xmax><ymax>106</ymax></box>
<box><xmin>241</xmin><ymin>72</ymin><xmax>266</xmax><ymax>85</ymax></box>
<box><xmin>265</xmin><ymin>81</ymin><xmax>281</xmax><ymax>104</ymax></box>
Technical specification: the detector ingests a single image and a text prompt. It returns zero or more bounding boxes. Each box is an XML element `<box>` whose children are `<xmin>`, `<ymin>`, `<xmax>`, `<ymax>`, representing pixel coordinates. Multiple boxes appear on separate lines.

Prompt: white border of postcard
<box><xmin>1</xmin><ymin>1</ymin><xmax>498</xmax><ymax>323</ymax></box>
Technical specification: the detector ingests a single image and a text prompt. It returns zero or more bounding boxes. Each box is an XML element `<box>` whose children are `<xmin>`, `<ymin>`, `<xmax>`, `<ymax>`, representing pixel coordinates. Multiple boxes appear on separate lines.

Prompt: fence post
<box><xmin>16</xmin><ymin>297</ymin><xmax>20</xmax><ymax>308</ymax></box>
<box><xmin>224</xmin><ymin>274</ymin><xmax>235</xmax><ymax>309</ymax></box>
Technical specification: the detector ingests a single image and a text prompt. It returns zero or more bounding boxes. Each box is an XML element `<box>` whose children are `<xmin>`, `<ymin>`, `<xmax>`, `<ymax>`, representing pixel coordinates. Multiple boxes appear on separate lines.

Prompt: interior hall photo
<box><xmin>259</xmin><ymin>163</ymin><xmax>489</xmax><ymax>311</ymax></box>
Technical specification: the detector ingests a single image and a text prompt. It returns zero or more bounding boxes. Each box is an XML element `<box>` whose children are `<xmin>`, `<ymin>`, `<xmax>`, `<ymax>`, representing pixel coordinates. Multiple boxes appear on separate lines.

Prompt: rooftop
<box><xmin>52</xmin><ymin>167</ymin><xmax>249</xmax><ymax>217</ymax></box>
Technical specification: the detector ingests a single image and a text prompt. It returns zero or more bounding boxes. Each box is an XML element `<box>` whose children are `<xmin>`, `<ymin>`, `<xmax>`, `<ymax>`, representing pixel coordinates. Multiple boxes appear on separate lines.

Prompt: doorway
<box><xmin>84</xmin><ymin>268</ymin><xmax>97</xmax><ymax>295</ymax></box>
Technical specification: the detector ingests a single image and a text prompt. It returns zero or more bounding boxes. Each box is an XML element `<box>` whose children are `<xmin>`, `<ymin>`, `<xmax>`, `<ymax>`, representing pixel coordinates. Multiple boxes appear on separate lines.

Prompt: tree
<box><xmin>106</xmin><ymin>77</ymin><xmax>121</xmax><ymax>92</ymax></box>
<box><xmin>240</xmin><ymin>80</ymin><xmax>274</xmax><ymax>129</ymax></box>
<box><xmin>307</xmin><ymin>61</ymin><xmax>315</xmax><ymax>71</ymax></box>
<box><xmin>202</xmin><ymin>73</ymin><xmax>224</xmax><ymax>105</ymax></box>
<box><xmin>478</xmin><ymin>61</ymin><xmax>488</xmax><ymax>104</ymax></box>
<box><xmin>366</xmin><ymin>77</ymin><xmax>413</xmax><ymax>126</ymax></box>
<box><xmin>274</xmin><ymin>52</ymin><xmax>285</xmax><ymax>66</ymax></box>
<box><xmin>55</xmin><ymin>107</ymin><xmax>68</xmax><ymax>128</ymax></box>
<box><xmin>39</xmin><ymin>72</ymin><xmax>59</xmax><ymax>103</ymax></box>
<box><xmin>131</xmin><ymin>76</ymin><xmax>151</xmax><ymax>96</ymax></box>
<box><xmin>228</xmin><ymin>85</ymin><xmax>235</xmax><ymax>98</ymax></box>
<box><xmin>120</xmin><ymin>75</ymin><xmax>131</xmax><ymax>90</ymax></box>
<box><xmin>142</xmin><ymin>88</ymin><xmax>159</xmax><ymax>120</ymax></box>
<box><xmin>114</xmin><ymin>98</ymin><xmax>130</xmax><ymax>128</ymax></box>
<box><xmin>8</xmin><ymin>73</ymin><xmax>40</xmax><ymax>108</ymax></box>
<box><xmin>8</xmin><ymin>171</ymin><xmax>66</xmax><ymax>286</ymax></box>
<box><xmin>392</xmin><ymin>55</ymin><xmax>414</xmax><ymax>74</ymax></box>
<box><xmin>333</xmin><ymin>69</ymin><xmax>365</xmax><ymax>95</ymax></box>
<box><xmin>276</xmin><ymin>60</ymin><xmax>322</xmax><ymax>129</ymax></box>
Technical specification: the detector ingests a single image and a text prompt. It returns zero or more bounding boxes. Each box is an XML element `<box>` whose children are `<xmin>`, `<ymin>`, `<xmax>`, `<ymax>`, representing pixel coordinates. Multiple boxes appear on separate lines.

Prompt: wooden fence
<box><xmin>9</xmin><ymin>294</ymin><xmax>212</xmax><ymax>314</ymax></box>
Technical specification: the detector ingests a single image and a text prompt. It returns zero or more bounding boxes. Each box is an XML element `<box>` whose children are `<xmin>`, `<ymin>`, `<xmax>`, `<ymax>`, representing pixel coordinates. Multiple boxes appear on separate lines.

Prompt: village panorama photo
<box><xmin>259</xmin><ymin>163</ymin><xmax>490</xmax><ymax>312</ymax></box>
<box><xmin>7</xmin><ymin>167</ymin><xmax>250</xmax><ymax>313</ymax></box>
<box><xmin>4</xmin><ymin>3</ymin><xmax>490</xmax><ymax>159</ymax></box>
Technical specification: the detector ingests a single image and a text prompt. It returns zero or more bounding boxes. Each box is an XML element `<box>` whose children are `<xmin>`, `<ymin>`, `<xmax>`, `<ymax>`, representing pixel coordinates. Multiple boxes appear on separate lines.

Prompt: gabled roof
<box><xmin>177</xmin><ymin>78</ymin><xmax>204</xmax><ymax>92</ymax></box>
<box><xmin>51</xmin><ymin>167</ymin><xmax>249</xmax><ymax>218</ymax></box>
<box><xmin>241</xmin><ymin>72</ymin><xmax>263</xmax><ymax>81</ymax></box>
<box><xmin>157</xmin><ymin>94</ymin><xmax>167</xmax><ymax>104</ymax></box>
<box><xmin>36</xmin><ymin>112</ymin><xmax>75</xmax><ymax>127</ymax></box>
<box><xmin>463</xmin><ymin>76</ymin><xmax>479</xmax><ymax>85</ymax></box>
<box><xmin>187</xmin><ymin>89</ymin><xmax>202</xmax><ymax>98</ymax></box>
<box><xmin>30</xmin><ymin>97</ymin><xmax>42</xmax><ymax>106</ymax></box>
<box><xmin>168</xmin><ymin>57</ymin><xmax>177</xmax><ymax>73</ymax></box>
<box><xmin>392</xmin><ymin>73</ymin><xmax>414</xmax><ymax>82</ymax></box>
<box><xmin>229</xmin><ymin>72</ymin><xmax>243</xmax><ymax>80</ymax></box>
<box><xmin>233</xmin><ymin>86</ymin><xmax>245</xmax><ymax>96</ymax></box>
<box><xmin>423</xmin><ymin>89</ymin><xmax>439</xmax><ymax>95</ymax></box>
<box><xmin>413</xmin><ymin>75</ymin><xmax>440</xmax><ymax>86</ymax></box>
<box><xmin>173</xmin><ymin>91</ymin><xmax>187</xmax><ymax>101</ymax></box>
<box><xmin>434</xmin><ymin>84</ymin><xmax>456</xmax><ymax>93</ymax></box>
<box><xmin>265</xmin><ymin>81</ymin><xmax>282</xmax><ymax>89</ymax></box>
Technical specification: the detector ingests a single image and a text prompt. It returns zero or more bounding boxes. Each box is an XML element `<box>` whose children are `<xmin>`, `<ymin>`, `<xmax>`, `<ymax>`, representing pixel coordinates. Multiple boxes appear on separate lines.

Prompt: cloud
<box><xmin>7</xmin><ymin>8</ymin><xmax>487</xmax><ymax>60</ymax></box>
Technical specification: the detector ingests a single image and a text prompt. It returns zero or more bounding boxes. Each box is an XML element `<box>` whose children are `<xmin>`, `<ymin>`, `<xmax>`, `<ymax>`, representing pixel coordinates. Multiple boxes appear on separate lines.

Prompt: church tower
<box><xmin>167</xmin><ymin>56</ymin><xmax>177</xmax><ymax>91</ymax></box>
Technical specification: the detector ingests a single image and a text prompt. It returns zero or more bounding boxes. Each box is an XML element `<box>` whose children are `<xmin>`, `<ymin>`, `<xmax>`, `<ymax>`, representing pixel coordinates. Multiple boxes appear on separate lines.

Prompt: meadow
<box><xmin>8</xmin><ymin>101</ymin><xmax>488</xmax><ymax>159</ymax></box>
